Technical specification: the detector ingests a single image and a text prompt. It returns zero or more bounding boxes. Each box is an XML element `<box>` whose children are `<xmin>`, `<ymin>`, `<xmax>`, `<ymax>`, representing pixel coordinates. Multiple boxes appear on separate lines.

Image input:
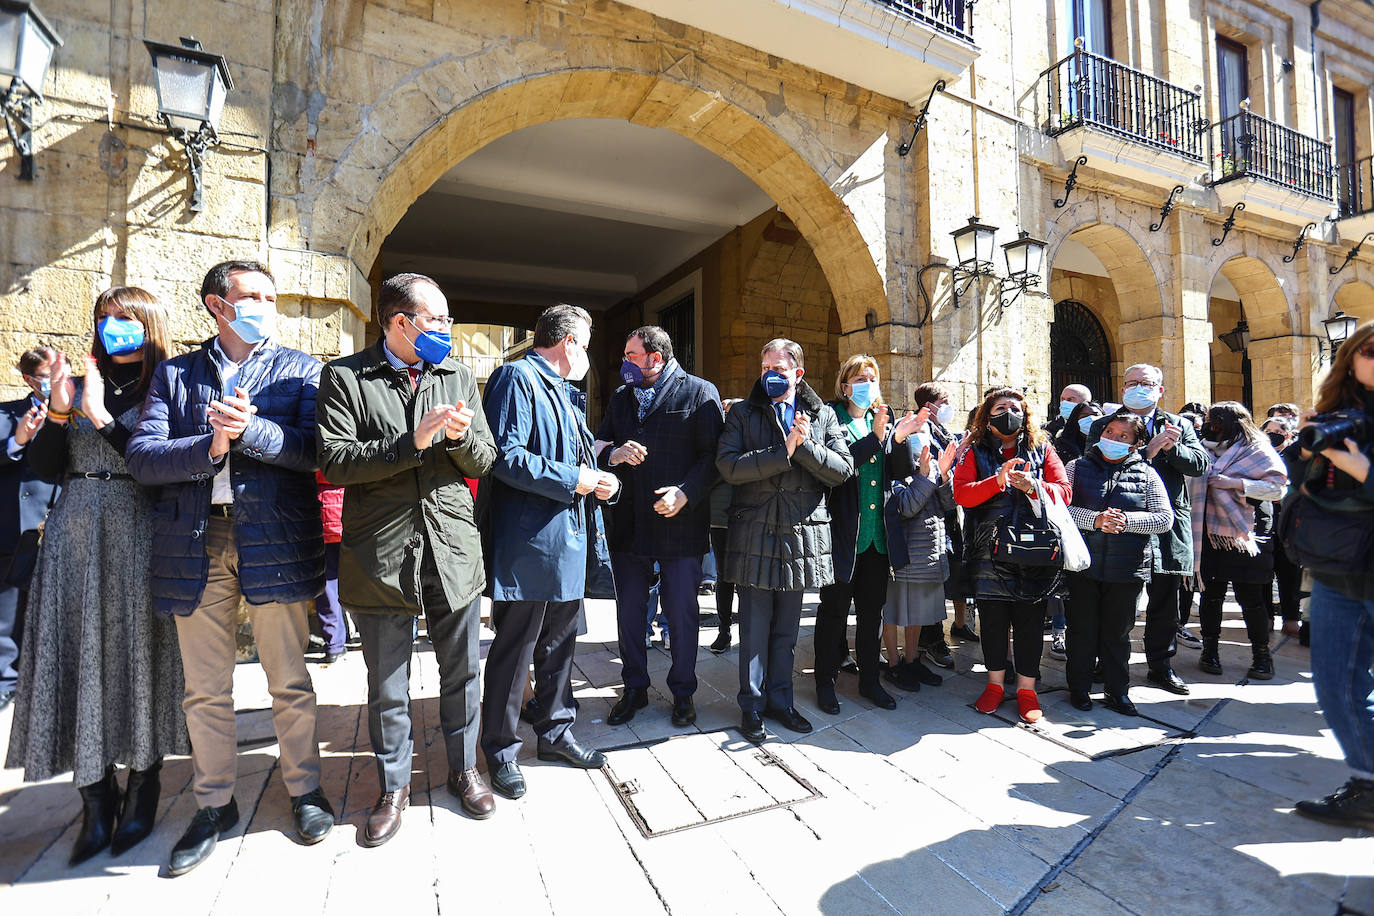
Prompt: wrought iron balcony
<box><xmin>875</xmin><ymin>0</ymin><xmax>974</xmax><ymax>42</ymax></box>
<box><xmin>1337</xmin><ymin>154</ymin><xmax>1373</xmax><ymax>219</ymax></box>
<box><xmin>1042</xmin><ymin>48</ymin><xmax>1206</xmax><ymax>162</ymax></box>
<box><xmin>1208</xmin><ymin>110</ymin><xmax>1333</xmax><ymax>200</ymax></box>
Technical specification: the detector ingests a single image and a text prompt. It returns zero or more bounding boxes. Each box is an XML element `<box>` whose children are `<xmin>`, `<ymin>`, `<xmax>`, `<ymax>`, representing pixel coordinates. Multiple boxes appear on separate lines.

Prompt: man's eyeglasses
<box><xmin>1123</xmin><ymin>380</ymin><xmax>1159</xmax><ymax>389</ymax></box>
<box><xmin>402</xmin><ymin>312</ymin><xmax>454</xmax><ymax>330</ymax></box>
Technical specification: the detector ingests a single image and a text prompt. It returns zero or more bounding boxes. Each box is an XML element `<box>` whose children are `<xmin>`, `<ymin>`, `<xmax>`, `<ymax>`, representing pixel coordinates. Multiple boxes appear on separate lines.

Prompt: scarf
<box><xmin>1188</xmin><ymin>436</ymin><xmax>1288</xmax><ymax>584</ymax></box>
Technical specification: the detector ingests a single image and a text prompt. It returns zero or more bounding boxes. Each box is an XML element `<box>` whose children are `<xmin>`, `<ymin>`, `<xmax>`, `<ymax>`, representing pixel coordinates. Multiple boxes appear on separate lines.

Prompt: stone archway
<box><xmin>308</xmin><ymin>70</ymin><xmax>890</xmax><ymax>337</ymax></box>
<box><xmin>1334</xmin><ymin>279</ymin><xmax>1374</xmax><ymax>323</ymax></box>
<box><xmin>1209</xmin><ymin>256</ymin><xmax>1298</xmax><ymax>410</ymax></box>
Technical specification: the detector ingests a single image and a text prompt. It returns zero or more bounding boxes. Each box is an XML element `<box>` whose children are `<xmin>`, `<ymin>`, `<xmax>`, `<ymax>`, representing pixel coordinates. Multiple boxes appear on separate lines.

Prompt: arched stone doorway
<box><xmin>1208</xmin><ymin>256</ymin><xmax>1294</xmax><ymax>411</ymax></box>
<box><xmin>1050</xmin><ymin>299</ymin><xmax>1113</xmax><ymax>407</ymax></box>
<box><xmin>307</xmin><ymin>70</ymin><xmax>890</xmax><ymax>340</ymax></box>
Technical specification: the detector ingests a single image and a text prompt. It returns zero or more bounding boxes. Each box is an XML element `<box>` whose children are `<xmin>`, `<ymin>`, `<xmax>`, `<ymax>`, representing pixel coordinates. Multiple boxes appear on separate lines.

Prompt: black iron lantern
<box><xmin>1219</xmin><ymin>318</ymin><xmax>1251</xmax><ymax>354</ymax></box>
<box><xmin>144</xmin><ymin>36</ymin><xmax>233</xmax><ymax>211</ymax></box>
<box><xmin>0</xmin><ymin>0</ymin><xmax>62</xmax><ymax>180</ymax></box>
<box><xmin>1323</xmin><ymin>310</ymin><xmax>1359</xmax><ymax>349</ymax></box>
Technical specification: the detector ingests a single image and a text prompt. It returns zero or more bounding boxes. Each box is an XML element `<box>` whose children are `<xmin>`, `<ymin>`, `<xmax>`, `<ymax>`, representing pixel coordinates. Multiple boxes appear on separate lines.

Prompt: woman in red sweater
<box><xmin>954</xmin><ymin>387</ymin><xmax>1071</xmax><ymax>723</ymax></box>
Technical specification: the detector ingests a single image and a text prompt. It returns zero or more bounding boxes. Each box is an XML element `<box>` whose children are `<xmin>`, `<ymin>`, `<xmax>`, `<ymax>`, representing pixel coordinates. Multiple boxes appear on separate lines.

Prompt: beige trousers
<box><xmin>174</xmin><ymin>516</ymin><xmax>322</xmax><ymax>807</ymax></box>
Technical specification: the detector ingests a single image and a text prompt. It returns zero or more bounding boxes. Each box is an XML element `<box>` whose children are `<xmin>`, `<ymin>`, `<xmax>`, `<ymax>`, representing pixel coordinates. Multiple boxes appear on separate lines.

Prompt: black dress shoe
<box><xmin>321</xmin><ymin>650</ymin><xmax>345</xmax><ymax>665</ymax></box>
<box><xmin>1101</xmin><ymin>693</ymin><xmax>1139</xmax><ymax>717</ymax></box>
<box><xmin>519</xmin><ymin>696</ymin><xmax>541</xmax><ymax>725</ymax></box>
<box><xmin>607</xmin><ymin>687</ymin><xmax>649</xmax><ymax>725</ymax></box>
<box><xmin>290</xmin><ymin>787</ymin><xmax>335</xmax><ymax>845</ymax></box>
<box><xmin>1296</xmin><ymin>778</ymin><xmax>1374</xmax><ymax>829</ymax></box>
<box><xmin>740</xmin><ymin>711</ymin><xmax>766</xmax><ymax>743</ymax></box>
<box><xmin>1147</xmin><ymin>668</ymin><xmax>1190</xmax><ymax>695</ymax></box>
<box><xmin>490</xmin><ymin>762</ymin><xmax>526</xmax><ymax>799</ymax></box>
<box><xmin>950</xmin><ymin>623</ymin><xmax>979</xmax><ymax>643</ymax></box>
<box><xmin>671</xmin><ymin>696</ymin><xmax>697</xmax><ymax>727</ymax></box>
<box><xmin>839</xmin><ymin>654</ymin><xmax>860</xmax><ymax>675</ymax></box>
<box><xmin>858</xmin><ymin>681</ymin><xmax>897</xmax><ymax>710</ymax></box>
<box><xmin>168</xmin><ymin>797</ymin><xmax>239</xmax><ymax>877</ymax></box>
<box><xmin>537</xmin><ymin>739</ymin><xmax>606</xmax><ymax>769</ymax></box>
<box><xmin>815</xmin><ymin>680</ymin><xmax>841</xmax><ymax>715</ymax></box>
<box><xmin>909</xmin><ymin>658</ymin><xmax>945</xmax><ymax>686</ymax></box>
<box><xmin>763</xmin><ymin>705</ymin><xmax>813</xmax><ymax>734</ymax></box>
<box><xmin>883</xmin><ymin>662</ymin><xmax>921</xmax><ymax>692</ymax></box>
<box><xmin>112</xmin><ymin>762</ymin><xmax>162</xmax><ymax>856</ymax></box>
<box><xmin>1068</xmin><ymin>691</ymin><xmax>1093</xmax><ymax>711</ymax></box>
<box><xmin>71</xmin><ymin>766</ymin><xmax>120</xmax><ymax>866</ymax></box>
<box><xmin>709</xmin><ymin>630</ymin><xmax>732</xmax><ymax>654</ymax></box>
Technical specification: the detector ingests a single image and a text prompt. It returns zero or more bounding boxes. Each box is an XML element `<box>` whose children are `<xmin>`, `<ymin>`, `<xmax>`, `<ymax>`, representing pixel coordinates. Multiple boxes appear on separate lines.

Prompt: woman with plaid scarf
<box><xmin>1188</xmin><ymin>402</ymin><xmax>1288</xmax><ymax>680</ymax></box>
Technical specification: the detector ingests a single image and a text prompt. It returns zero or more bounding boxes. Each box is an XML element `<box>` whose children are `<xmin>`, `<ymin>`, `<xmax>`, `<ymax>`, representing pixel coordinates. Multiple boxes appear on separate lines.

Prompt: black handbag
<box><xmin>989</xmin><ymin>500</ymin><xmax>1063</xmax><ymax>568</ymax></box>
<box><xmin>1277</xmin><ymin>485</ymin><xmax>1374</xmax><ymax>577</ymax></box>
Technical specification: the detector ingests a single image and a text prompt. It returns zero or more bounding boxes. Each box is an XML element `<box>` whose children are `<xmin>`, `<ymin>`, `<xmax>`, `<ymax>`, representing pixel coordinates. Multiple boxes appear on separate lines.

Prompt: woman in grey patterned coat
<box><xmin>6</xmin><ymin>288</ymin><xmax>188</xmax><ymax>866</ymax></box>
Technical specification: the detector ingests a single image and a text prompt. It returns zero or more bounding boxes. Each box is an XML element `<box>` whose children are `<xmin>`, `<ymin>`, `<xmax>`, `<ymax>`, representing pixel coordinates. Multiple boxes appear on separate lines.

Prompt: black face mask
<box><xmin>990</xmin><ymin>411</ymin><xmax>1024</xmax><ymax>436</ymax></box>
<box><xmin>1267</xmin><ymin>432</ymin><xmax>1286</xmax><ymax>449</ymax></box>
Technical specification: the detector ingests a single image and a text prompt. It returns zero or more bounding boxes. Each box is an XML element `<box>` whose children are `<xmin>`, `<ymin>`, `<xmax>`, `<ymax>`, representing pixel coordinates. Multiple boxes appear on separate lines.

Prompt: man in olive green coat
<box><xmin>316</xmin><ymin>273</ymin><xmax>496</xmax><ymax>846</ymax></box>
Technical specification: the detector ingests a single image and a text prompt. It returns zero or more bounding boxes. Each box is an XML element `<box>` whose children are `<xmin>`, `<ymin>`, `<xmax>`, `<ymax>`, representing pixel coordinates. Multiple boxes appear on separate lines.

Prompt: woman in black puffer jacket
<box><xmin>1063</xmin><ymin>410</ymin><xmax>1174</xmax><ymax>717</ymax></box>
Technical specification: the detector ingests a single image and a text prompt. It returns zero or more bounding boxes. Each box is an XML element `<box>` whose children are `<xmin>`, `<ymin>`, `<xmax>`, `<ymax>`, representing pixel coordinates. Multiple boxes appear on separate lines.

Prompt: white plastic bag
<box><xmin>1035</xmin><ymin>480</ymin><xmax>1091</xmax><ymax>573</ymax></box>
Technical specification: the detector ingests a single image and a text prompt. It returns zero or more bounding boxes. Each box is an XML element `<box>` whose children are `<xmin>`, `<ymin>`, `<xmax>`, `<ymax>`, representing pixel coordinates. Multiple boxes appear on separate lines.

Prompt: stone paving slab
<box><xmin>2</xmin><ymin>594</ymin><xmax>1371</xmax><ymax>915</ymax></box>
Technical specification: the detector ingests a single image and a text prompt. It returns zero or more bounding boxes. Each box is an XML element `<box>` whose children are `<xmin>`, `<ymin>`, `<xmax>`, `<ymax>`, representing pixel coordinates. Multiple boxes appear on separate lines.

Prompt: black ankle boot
<box><xmin>71</xmin><ymin>765</ymin><xmax>121</xmax><ymax>865</ymax></box>
<box><xmin>1199</xmin><ymin>638</ymin><xmax>1222</xmax><ymax>675</ymax></box>
<box><xmin>111</xmin><ymin>760</ymin><xmax>162</xmax><ymax>856</ymax></box>
<box><xmin>1247</xmin><ymin>644</ymin><xmax>1274</xmax><ymax>680</ymax></box>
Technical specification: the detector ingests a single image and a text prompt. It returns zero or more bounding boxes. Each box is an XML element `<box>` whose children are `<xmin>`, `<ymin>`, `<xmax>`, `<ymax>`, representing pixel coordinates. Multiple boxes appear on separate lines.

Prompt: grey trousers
<box><xmin>480</xmin><ymin>599</ymin><xmax>581</xmax><ymax>767</ymax></box>
<box><xmin>353</xmin><ymin>549</ymin><xmax>482</xmax><ymax>793</ymax></box>
<box><xmin>736</xmin><ymin>587</ymin><xmax>803</xmax><ymax>714</ymax></box>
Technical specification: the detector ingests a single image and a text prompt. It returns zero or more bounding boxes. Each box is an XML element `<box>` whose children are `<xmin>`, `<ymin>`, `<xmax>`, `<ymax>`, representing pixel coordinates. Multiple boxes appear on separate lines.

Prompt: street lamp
<box><xmin>144</xmin><ymin>36</ymin><xmax>233</xmax><ymax>211</ymax></box>
<box><xmin>0</xmin><ymin>0</ymin><xmax>63</xmax><ymax>180</ymax></box>
<box><xmin>999</xmin><ymin>231</ymin><xmax>1047</xmax><ymax>308</ymax></box>
<box><xmin>1218</xmin><ymin>318</ymin><xmax>1250</xmax><ymax>354</ymax></box>
<box><xmin>1324</xmin><ymin>309</ymin><xmax>1359</xmax><ymax>353</ymax></box>
<box><xmin>951</xmin><ymin>216</ymin><xmax>999</xmax><ymax>308</ymax></box>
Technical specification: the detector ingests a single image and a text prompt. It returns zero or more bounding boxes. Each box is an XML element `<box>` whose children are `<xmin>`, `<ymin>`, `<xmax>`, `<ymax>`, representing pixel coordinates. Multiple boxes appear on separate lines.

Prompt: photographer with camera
<box><xmin>1283</xmin><ymin>321</ymin><xmax>1374</xmax><ymax>831</ymax></box>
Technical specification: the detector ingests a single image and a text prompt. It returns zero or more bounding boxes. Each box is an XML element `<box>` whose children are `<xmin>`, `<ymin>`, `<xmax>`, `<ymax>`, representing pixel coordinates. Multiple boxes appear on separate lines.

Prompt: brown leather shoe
<box><xmin>447</xmin><ymin>767</ymin><xmax>495</xmax><ymax>820</ymax></box>
<box><xmin>363</xmin><ymin>785</ymin><xmax>410</xmax><ymax>847</ymax></box>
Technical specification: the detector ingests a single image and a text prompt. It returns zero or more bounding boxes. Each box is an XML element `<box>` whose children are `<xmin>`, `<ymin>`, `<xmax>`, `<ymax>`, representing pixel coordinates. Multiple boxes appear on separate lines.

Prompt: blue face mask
<box><xmin>99</xmin><ymin>316</ymin><xmax>145</xmax><ymax>356</ymax></box>
<box><xmin>407</xmin><ymin>316</ymin><xmax>452</xmax><ymax>365</ymax></box>
<box><xmin>27</xmin><ymin>375</ymin><xmax>51</xmax><ymax>399</ymax></box>
<box><xmin>224</xmin><ymin>299</ymin><xmax>276</xmax><ymax>344</ymax></box>
<box><xmin>1078</xmin><ymin>415</ymin><xmax>1098</xmax><ymax>437</ymax></box>
<box><xmin>1122</xmin><ymin>384</ymin><xmax>1161</xmax><ymax>411</ymax></box>
<box><xmin>1059</xmin><ymin>400</ymin><xmax>1078</xmax><ymax>421</ymax></box>
<box><xmin>1098</xmin><ymin>438</ymin><xmax>1133</xmax><ymax>461</ymax></box>
<box><xmin>762</xmin><ymin>369</ymin><xmax>792</xmax><ymax>399</ymax></box>
<box><xmin>911</xmin><ymin>432</ymin><xmax>930</xmax><ymax>455</ymax></box>
<box><xmin>849</xmin><ymin>381</ymin><xmax>876</xmax><ymax>409</ymax></box>
<box><xmin>620</xmin><ymin>359</ymin><xmax>645</xmax><ymax>387</ymax></box>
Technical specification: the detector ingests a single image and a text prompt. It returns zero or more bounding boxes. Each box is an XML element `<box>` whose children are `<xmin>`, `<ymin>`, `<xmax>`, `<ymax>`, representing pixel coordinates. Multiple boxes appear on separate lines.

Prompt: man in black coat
<box><xmin>0</xmin><ymin>348</ymin><xmax>60</xmax><ymax>710</ymax></box>
<box><xmin>596</xmin><ymin>327</ymin><xmax>723</xmax><ymax>727</ymax></box>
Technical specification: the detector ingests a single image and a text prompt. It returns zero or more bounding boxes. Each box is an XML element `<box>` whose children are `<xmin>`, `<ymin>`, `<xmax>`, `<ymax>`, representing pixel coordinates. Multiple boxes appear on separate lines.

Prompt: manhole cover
<box><xmin>600</xmin><ymin>730</ymin><xmax>822</xmax><ymax>838</ymax></box>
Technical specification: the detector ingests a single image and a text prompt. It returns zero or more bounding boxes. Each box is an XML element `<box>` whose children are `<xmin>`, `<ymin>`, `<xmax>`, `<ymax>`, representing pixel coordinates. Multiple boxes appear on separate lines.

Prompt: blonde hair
<box><xmin>835</xmin><ymin>354</ymin><xmax>882</xmax><ymax>402</ymax></box>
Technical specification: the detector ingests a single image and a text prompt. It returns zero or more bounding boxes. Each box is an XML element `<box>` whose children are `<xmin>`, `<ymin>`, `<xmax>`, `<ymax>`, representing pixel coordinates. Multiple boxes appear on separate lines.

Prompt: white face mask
<box><xmin>565</xmin><ymin>340</ymin><xmax>590</xmax><ymax>382</ymax></box>
<box><xmin>935</xmin><ymin>403</ymin><xmax>955</xmax><ymax>426</ymax></box>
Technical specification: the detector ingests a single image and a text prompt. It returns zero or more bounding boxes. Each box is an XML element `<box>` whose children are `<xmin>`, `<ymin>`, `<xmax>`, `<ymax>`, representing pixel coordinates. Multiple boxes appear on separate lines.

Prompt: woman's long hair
<box><xmin>967</xmin><ymin>386</ymin><xmax>1048</xmax><ymax>449</ymax></box>
<box><xmin>90</xmin><ymin>286</ymin><xmax>172</xmax><ymax>396</ymax></box>
<box><xmin>1316</xmin><ymin>320</ymin><xmax>1374</xmax><ymax>413</ymax></box>
<box><xmin>1207</xmin><ymin>401</ymin><xmax>1264</xmax><ymax>448</ymax></box>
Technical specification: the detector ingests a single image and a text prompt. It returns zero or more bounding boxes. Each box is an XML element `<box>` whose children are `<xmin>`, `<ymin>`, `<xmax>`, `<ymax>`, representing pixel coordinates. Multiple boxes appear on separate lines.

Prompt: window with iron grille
<box><xmin>657</xmin><ymin>292</ymin><xmax>695</xmax><ymax>375</ymax></box>
<box><xmin>1051</xmin><ymin>300</ymin><xmax>1112</xmax><ymax>408</ymax></box>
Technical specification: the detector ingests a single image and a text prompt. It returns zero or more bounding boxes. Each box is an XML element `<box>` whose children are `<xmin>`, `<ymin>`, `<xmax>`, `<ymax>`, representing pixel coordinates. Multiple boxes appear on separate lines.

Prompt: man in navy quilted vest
<box><xmin>127</xmin><ymin>260</ymin><xmax>333</xmax><ymax>876</ymax></box>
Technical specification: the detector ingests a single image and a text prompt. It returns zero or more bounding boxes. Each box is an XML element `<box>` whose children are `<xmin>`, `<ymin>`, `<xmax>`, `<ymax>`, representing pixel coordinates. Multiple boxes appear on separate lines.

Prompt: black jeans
<box><xmin>1199</xmin><ymin>579</ymin><xmax>1272</xmax><ymax>646</ymax></box>
<box><xmin>814</xmin><ymin>548</ymin><xmax>887</xmax><ymax>684</ymax></box>
<box><xmin>978</xmin><ymin>598</ymin><xmax>1045</xmax><ymax>682</ymax></box>
<box><xmin>1177</xmin><ymin>580</ymin><xmax>1195</xmax><ymax>628</ymax></box>
<box><xmin>1066</xmin><ymin>575</ymin><xmax>1143</xmax><ymax>696</ymax></box>
<box><xmin>710</xmin><ymin>528</ymin><xmax>735</xmax><ymax>625</ymax></box>
<box><xmin>1143</xmin><ymin>573</ymin><xmax>1183</xmax><ymax>672</ymax></box>
<box><xmin>1273</xmin><ymin>541</ymin><xmax>1304</xmax><ymax>622</ymax></box>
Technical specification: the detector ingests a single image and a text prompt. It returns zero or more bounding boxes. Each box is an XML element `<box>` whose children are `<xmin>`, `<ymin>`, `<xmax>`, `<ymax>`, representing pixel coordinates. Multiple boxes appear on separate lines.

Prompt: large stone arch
<box><xmin>1333</xmin><ymin>279</ymin><xmax>1374</xmax><ymax>323</ymax></box>
<box><xmin>1208</xmin><ymin>255</ymin><xmax>1302</xmax><ymax>409</ymax></box>
<box><xmin>308</xmin><ymin>69</ymin><xmax>890</xmax><ymax>335</ymax></box>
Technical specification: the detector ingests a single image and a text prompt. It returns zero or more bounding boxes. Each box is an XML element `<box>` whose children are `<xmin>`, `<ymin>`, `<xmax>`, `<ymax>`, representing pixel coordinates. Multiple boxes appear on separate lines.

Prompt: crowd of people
<box><xmin>1</xmin><ymin>260</ymin><xmax>1372</xmax><ymax>878</ymax></box>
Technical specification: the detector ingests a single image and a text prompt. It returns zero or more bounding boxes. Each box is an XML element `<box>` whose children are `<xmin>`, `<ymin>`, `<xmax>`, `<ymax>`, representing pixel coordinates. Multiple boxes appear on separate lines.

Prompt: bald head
<box><xmin>1060</xmin><ymin>384</ymin><xmax>1092</xmax><ymax>404</ymax></box>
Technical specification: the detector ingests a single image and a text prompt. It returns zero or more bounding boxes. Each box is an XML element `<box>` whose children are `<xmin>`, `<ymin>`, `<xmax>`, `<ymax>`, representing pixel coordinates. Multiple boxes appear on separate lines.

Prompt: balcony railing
<box><xmin>1337</xmin><ymin>154</ymin><xmax>1374</xmax><ymax>218</ymax></box>
<box><xmin>876</xmin><ymin>0</ymin><xmax>974</xmax><ymax>42</ymax></box>
<box><xmin>1041</xmin><ymin>48</ymin><xmax>1206</xmax><ymax>161</ymax></box>
<box><xmin>1209</xmin><ymin>110</ymin><xmax>1333</xmax><ymax>199</ymax></box>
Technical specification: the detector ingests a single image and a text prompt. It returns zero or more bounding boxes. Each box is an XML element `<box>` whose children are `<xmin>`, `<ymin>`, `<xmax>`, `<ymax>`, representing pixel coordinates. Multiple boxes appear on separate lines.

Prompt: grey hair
<box><xmin>1123</xmin><ymin>363</ymin><xmax>1163</xmax><ymax>385</ymax></box>
<box><xmin>760</xmin><ymin>337</ymin><xmax>804</xmax><ymax>368</ymax></box>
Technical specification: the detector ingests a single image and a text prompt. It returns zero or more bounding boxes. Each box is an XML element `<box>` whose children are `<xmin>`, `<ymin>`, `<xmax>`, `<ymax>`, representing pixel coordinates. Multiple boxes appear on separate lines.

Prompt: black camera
<box><xmin>1298</xmin><ymin>410</ymin><xmax>1371</xmax><ymax>452</ymax></box>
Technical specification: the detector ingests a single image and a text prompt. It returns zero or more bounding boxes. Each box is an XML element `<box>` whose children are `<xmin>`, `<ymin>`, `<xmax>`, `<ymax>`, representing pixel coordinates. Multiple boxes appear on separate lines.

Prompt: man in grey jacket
<box><xmin>716</xmin><ymin>339</ymin><xmax>853</xmax><ymax>743</ymax></box>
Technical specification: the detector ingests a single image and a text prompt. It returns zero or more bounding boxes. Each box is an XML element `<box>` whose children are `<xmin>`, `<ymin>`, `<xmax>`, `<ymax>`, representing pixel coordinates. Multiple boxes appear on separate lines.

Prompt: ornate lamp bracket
<box><xmin>1281</xmin><ymin>222</ymin><xmax>1317</xmax><ymax>264</ymax></box>
<box><xmin>1149</xmin><ymin>185</ymin><xmax>1185</xmax><ymax>232</ymax></box>
<box><xmin>1212</xmin><ymin>201</ymin><xmax>1245</xmax><ymax>247</ymax></box>
<box><xmin>1053</xmin><ymin>156</ymin><xmax>1087</xmax><ymax>208</ymax></box>
<box><xmin>896</xmin><ymin>80</ymin><xmax>946</xmax><ymax>157</ymax></box>
<box><xmin>1330</xmin><ymin>232</ymin><xmax>1374</xmax><ymax>276</ymax></box>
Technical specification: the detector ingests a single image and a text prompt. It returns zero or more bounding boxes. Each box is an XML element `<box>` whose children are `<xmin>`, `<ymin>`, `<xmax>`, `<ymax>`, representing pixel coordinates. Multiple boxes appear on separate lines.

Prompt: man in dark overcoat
<box><xmin>480</xmin><ymin>304</ymin><xmax>619</xmax><ymax>801</ymax></box>
<box><xmin>596</xmin><ymin>326</ymin><xmax>723</xmax><ymax>728</ymax></box>
<box><xmin>316</xmin><ymin>273</ymin><xmax>497</xmax><ymax>844</ymax></box>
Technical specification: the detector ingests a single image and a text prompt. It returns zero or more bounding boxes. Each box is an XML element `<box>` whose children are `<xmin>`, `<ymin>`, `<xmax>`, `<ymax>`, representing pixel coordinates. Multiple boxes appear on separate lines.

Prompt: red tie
<box><xmin>407</xmin><ymin>367</ymin><xmax>420</xmax><ymax>390</ymax></box>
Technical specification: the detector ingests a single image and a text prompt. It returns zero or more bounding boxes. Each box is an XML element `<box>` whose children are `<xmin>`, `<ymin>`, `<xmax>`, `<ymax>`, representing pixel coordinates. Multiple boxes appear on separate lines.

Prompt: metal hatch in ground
<box><xmin>599</xmin><ymin>730</ymin><xmax>822</xmax><ymax>838</ymax></box>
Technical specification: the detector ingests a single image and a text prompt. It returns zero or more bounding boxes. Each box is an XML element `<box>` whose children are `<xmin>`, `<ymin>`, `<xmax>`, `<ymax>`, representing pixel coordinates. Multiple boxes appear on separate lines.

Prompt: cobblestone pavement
<box><xmin>2</xmin><ymin>594</ymin><xmax>1371</xmax><ymax>915</ymax></box>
